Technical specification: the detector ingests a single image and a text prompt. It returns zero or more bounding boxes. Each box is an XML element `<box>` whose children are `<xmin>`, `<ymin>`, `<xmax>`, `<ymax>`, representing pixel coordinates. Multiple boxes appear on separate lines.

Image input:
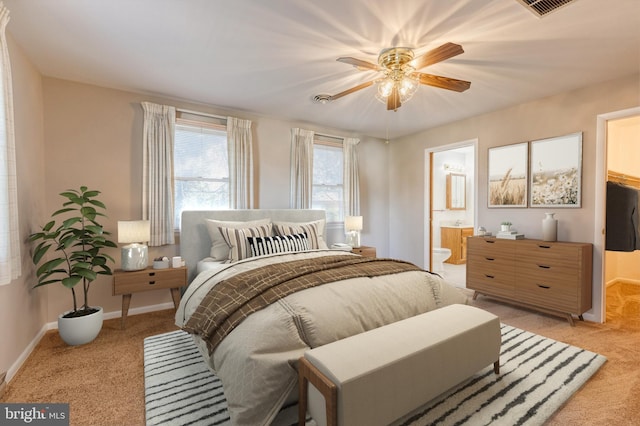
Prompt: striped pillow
<box><xmin>247</xmin><ymin>233</ymin><xmax>309</xmax><ymax>257</ymax></box>
<box><xmin>218</xmin><ymin>224</ymin><xmax>273</xmax><ymax>263</ymax></box>
<box><xmin>273</xmin><ymin>220</ymin><xmax>327</xmax><ymax>249</ymax></box>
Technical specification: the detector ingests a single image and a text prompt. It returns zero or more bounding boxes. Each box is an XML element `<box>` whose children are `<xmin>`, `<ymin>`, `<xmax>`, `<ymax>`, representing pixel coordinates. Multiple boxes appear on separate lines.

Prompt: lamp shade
<box><xmin>345</xmin><ymin>216</ymin><xmax>363</xmax><ymax>231</ymax></box>
<box><xmin>117</xmin><ymin>220</ymin><xmax>150</xmax><ymax>244</ymax></box>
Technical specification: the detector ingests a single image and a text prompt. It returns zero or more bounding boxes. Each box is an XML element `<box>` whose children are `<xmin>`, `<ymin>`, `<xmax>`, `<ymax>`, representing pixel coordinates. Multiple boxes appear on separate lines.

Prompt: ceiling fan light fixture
<box><xmin>377</xmin><ymin>78</ymin><xmax>395</xmax><ymax>98</ymax></box>
<box><xmin>399</xmin><ymin>75</ymin><xmax>419</xmax><ymax>102</ymax></box>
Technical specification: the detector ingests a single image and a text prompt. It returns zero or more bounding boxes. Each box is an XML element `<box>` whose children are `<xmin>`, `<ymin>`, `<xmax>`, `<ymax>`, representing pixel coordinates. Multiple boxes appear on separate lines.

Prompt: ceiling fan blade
<box><xmin>336</xmin><ymin>57</ymin><xmax>380</xmax><ymax>71</ymax></box>
<box><xmin>387</xmin><ymin>86</ymin><xmax>401</xmax><ymax>111</ymax></box>
<box><xmin>329</xmin><ymin>80</ymin><xmax>375</xmax><ymax>101</ymax></box>
<box><xmin>413</xmin><ymin>72</ymin><xmax>471</xmax><ymax>92</ymax></box>
<box><xmin>410</xmin><ymin>42</ymin><xmax>464</xmax><ymax>70</ymax></box>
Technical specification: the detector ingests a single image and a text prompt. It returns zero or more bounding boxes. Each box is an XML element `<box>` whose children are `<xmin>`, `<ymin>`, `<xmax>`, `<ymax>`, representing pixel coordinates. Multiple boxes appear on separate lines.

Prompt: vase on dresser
<box><xmin>542</xmin><ymin>213</ymin><xmax>557</xmax><ymax>241</ymax></box>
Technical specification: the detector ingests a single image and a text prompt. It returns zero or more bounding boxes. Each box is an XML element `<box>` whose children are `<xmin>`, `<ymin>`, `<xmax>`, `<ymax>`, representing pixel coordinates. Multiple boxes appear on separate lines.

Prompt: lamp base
<box><xmin>346</xmin><ymin>231</ymin><xmax>361</xmax><ymax>248</ymax></box>
<box><xmin>121</xmin><ymin>244</ymin><xmax>148</xmax><ymax>271</ymax></box>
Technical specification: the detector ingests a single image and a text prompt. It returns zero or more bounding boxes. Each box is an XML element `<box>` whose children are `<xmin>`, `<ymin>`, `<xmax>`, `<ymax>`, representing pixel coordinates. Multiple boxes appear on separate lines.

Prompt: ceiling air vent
<box><xmin>515</xmin><ymin>0</ymin><xmax>579</xmax><ymax>17</ymax></box>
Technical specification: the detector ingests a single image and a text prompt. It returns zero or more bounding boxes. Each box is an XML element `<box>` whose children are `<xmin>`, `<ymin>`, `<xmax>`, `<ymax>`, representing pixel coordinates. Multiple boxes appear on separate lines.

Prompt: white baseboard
<box><xmin>6</xmin><ymin>323</ymin><xmax>48</xmax><ymax>383</ymax></box>
<box><xmin>8</xmin><ymin>302</ymin><xmax>175</xmax><ymax>384</ymax></box>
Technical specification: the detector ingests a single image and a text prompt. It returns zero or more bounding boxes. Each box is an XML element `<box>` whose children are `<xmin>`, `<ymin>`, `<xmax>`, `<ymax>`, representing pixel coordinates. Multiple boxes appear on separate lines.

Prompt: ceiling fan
<box><xmin>323</xmin><ymin>42</ymin><xmax>470</xmax><ymax>111</ymax></box>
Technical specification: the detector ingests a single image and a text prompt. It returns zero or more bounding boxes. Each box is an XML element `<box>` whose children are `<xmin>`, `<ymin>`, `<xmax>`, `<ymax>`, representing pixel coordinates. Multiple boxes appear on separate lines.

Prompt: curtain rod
<box><xmin>176</xmin><ymin>107</ymin><xmax>227</xmax><ymax>121</ymax></box>
<box><xmin>315</xmin><ymin>132</ymin><xmax>345</xmax><ymax>141</ymax></box>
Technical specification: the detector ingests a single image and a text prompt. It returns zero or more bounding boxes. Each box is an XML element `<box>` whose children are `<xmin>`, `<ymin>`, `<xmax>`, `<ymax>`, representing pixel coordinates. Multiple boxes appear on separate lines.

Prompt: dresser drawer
<box><xmin>516</xmin><ymin>278</ymin><xmax>578</xmax><ymax>313</ymax></box>
<box><xmin>467</xmin><ymin>237</ymin><xmax>516</xmax><ymax>258</ymax></box>
<box><xmin>467</xmin><ymin>269</ymin><xmax>515</xmax><ymax>299</ymax></box>
<box><xmin>113</xmin><ymin>267</ymin><xmax>186</xmax><ymax>295</ymax></box>
<box><xmin>515</xmin><ymin>240</ymin><xmax>581</xmax><ymax>265</ymax></box>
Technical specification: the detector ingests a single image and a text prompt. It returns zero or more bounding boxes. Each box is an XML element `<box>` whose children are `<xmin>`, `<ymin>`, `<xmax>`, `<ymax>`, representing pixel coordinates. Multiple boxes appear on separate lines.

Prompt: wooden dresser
<box><xmin>441</xmin><ymin>226</ymin><xmax>474</xmax><ymax>264</ymax></box>
<box><xmin>466</xmin><ymin>237</ymin><xmax>592</xmax><ymax>325</ymax></box>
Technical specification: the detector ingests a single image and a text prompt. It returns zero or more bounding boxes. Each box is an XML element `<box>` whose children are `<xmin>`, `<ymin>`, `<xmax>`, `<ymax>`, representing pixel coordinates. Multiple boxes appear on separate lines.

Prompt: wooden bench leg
<box><xmin>493</xmin><ymin>360</ymin><xmax>500</xmax><ymax>375</ymax></box>
<box><xmin>298</xmin><ymin>357</ymin><xmax>338</xmax><ymax>426</ymax></box>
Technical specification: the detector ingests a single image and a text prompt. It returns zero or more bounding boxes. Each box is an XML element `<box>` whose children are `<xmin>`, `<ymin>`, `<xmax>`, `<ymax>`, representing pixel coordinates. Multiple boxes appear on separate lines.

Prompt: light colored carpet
<box><xmin>144</xmin><ymin>325</ymin><xmax>606</xmax><ymax>426</ymax></box>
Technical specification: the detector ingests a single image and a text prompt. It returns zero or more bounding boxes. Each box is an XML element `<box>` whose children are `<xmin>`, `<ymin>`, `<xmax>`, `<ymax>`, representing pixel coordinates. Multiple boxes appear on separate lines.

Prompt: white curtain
<box><xmin>227</xmin><ymin>117</ymin><xmax>253</xmax><ymax>209</ymax></box>
<box><xmin>142</xmin><ymin>101</ymin><xmax>176</xmax><ymax>246</ymax></box>
<box><xmin>0</xmin><ymin>3</ymin><xmax>20</xmax><ymax>285</ymax></box>
<box><xmin>289</xmin><ymin>128</ymin><xmax>315</xmax><ymax>208</ymax></box>
<box><xmin>343</xmin><ymin>137</ymin><xmax>360</xmax><ymax>216</ymax></box>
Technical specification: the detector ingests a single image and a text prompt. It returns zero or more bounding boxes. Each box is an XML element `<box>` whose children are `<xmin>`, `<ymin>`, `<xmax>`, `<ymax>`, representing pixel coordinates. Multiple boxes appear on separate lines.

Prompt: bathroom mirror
<box><xmin>446</xmin><ymin>173</ymin><xmax>466</xmax><ymax>210</ymax></box>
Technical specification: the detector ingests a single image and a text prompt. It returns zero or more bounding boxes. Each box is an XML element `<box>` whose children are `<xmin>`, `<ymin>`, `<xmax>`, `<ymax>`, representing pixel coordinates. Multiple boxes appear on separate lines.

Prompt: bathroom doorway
<box><xmin>425</xmin><ymin>140</ymin><xmax>477</xmax><ymax>288</ymax></box>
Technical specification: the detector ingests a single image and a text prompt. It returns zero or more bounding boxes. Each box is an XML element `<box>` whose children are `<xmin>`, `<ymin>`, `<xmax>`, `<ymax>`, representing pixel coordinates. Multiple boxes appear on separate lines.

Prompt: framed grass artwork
<box><xmin>529</xmin><ymin>132</ymin><xmax>582</xmax><ymax>208</ymax></box>
<box><xmin>488</xmin><ymin>142</ymin><xmax>528</xmax><ymax>208</ymax></box>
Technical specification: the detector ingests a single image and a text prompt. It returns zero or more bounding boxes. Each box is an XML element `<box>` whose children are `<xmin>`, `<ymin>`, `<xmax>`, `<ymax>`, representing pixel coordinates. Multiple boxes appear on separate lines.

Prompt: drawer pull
<box><xmin>484</xmin><ymin>274</ymin><xmax>495</xmax><ymax>279</ymax></box>
<box><xmin>537</xmin><ymin>284</ymin><xmax>550</xmax><ymax>289</ymax></box>
<box><xmin>485</xmin><ymin>257</ymin><xmax>495</xmax><ymax>261</ymax></box>
<box><xmin>485</xmin><ymin>240</ymin><xmax>495</xmax><ymax>244</ymax></box>
<box><xmin>538</xmin><ymin>245</ymin><xmax>551</xmax><ymax>249</ymax></box>
<box><xmin>148</xmin><ymin>281</ymin><xmax>156</xmax><ymax>285</ymax></box>
<box><xmin>537</xmin><ymin>264</ymin><xmax>551</xmax><ymax>269</ymax></box>
<box><xmin>148</xmin><ymin>272</ymin><xmax>156</xmax><ymax>277</ymax></box>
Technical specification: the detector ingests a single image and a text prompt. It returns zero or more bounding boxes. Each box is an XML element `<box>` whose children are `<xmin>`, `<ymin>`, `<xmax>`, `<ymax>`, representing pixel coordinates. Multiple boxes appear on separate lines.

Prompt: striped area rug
<box><xmin>144</xmin><ymin>325</ymin><xmax>606</xmax><ymax>426</ymax></box>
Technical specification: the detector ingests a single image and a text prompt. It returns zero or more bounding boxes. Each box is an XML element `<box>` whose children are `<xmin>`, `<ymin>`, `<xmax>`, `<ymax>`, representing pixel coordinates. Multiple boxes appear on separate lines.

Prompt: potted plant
<box><xmin>500</xmin><ymin>221</ymin><xmax>512</xmax><ymax>232</ymax></box>
<box><xmin>29</xmin><ymin>186</ymin><xmax>117</xmax><ymax>345</ymax></box>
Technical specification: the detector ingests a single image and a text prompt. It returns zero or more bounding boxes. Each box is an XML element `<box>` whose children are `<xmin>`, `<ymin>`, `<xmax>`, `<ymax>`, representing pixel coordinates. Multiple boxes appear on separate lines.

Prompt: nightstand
<box><xmin>351</xmin><ymin>245</ymin><xmax>376</xmax><ymax>258</ymax></box>
<box><xmin>113</xmin><ymin>266</ymin><xmax>187</xmax><ymax>328</ymax></box>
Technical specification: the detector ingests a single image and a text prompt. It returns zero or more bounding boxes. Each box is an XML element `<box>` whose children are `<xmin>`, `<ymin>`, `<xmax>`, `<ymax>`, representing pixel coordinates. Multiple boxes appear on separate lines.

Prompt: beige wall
<box><xmin>605</xmin><ymin>116</ymin><xmax>640</xmax><ymax>283</ymax></box>
<box><xmin>389</xmin><ymin>73</ymin><xmax>640</xmax><ymax>320</ymax></box>
<box><xmin>0</xmin><ymin>36</ymin><xmax>47</xmax><ymax>378</ymax></box>
<box><xmin>39</xmin><ymin>77</ymin><xmax>389</xmax><ymax>324</ymax></box>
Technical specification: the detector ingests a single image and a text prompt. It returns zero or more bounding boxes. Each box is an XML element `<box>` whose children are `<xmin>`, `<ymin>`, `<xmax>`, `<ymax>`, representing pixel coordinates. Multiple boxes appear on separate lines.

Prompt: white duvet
<box><xmin>176</xmin><ymin>250</ymin><xmax>468</xmax><ymax>426</ymax></box>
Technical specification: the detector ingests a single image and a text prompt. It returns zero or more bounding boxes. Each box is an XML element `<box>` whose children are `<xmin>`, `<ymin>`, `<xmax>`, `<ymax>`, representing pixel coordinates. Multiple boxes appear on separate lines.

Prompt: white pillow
<box><xmin>218</xmin><ymin>223</ymin><xmax>273</xmax><ymax>263</ymax></box>
<box><xmin>272</xmin><ymin>219</ymin><xmax>328</xmax><ymax>249</ymax></box>
<box><xmin>205</xmin><ymin>218</ymin><xmax>271</xmax><ymax>260</ymax></box>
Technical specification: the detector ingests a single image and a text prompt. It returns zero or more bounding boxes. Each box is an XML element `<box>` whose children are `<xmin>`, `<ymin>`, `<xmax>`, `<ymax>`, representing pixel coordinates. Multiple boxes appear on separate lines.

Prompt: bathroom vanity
<box><xmin>441</xmin><ymin>226</ymin><xmax>474</xmax><ymax>264</ymax></box>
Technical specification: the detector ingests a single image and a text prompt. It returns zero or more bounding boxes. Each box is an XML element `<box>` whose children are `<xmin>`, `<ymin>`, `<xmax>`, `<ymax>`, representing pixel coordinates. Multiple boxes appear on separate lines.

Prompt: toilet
<box><xmin>432</xmin><ymin>247</ymin><xmax>452</xmax><ymax>272</ymax></box>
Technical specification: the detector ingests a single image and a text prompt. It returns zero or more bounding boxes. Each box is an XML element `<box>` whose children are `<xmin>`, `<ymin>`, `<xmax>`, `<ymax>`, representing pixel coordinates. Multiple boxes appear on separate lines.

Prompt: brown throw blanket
<box><xmin>182</xmin><ymin>255</ymin><xmax>425</xmax><ymax>354</ymax></box>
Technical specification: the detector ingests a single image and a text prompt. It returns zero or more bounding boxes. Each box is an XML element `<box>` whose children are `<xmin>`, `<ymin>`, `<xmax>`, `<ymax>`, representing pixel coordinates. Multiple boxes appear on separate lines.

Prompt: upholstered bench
<box><xmin>298</xmin><ymin>304</ymin><xmax>501</xmax><ymax>426</ymax></box>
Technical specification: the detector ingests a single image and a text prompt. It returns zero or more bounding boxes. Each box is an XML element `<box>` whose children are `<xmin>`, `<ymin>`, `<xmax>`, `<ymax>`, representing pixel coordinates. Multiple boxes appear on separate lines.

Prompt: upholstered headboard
<box><xmin>180</xmin><ymin>209</ymin><xmax>326</xmax><ymax>283</ymax></box>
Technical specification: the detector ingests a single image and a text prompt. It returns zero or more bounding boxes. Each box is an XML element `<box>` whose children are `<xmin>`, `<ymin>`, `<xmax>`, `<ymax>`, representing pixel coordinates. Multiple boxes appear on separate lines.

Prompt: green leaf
<box><xmin>88</xmin><ymin>199</ymin><xmax>106</xmax><ymax>209</ymax></box>
<box><xmin>42</xmin><ymin>220</ymin><xmax>56</xmax><ymax>231</ymax></box>
<box><xmin>62</xmin><ymin>217</ymin><xmax>82</xmax><ymax>228</ymax></box>
<box><xmin>76</xmin><ymin>269</ymin><xmax>97</xmax><ymax>281</ymax></box>
<box><xmin>59</xmin><ymin>191</ymin><xmax>79</xmax><ymax>199</ymax></box>
<box><xmin>61</xmin><ymin>276</ymin><xmax>82</xmax><ymax>288</ymax></box>
<box><xmin>85</xmin><ymin>225</ymin><xmax>103</xmax><ymax>235</ymax></box>
<box><xmin>81</xmin><ymin>206</ymin><xmax>97</xmax><ymax>220</ymax></box>
<box><xmin>83</xmin><ymin>190</ymin><xmax>100</xmax><ymax>198</ymax></box>
<box><xmin>36</xmin><ymin>258</ymin><xmax>66</xmax><ymax>276</ymax></box>
<box><xmin>52</xmin><ymin>207</ymin><xmax>75</xmax><ymax>216</ymax></box>
<box><xmin>32</xmin><ymin>242</ymin><xmax>52</xmax><ymax>264</ymax></box>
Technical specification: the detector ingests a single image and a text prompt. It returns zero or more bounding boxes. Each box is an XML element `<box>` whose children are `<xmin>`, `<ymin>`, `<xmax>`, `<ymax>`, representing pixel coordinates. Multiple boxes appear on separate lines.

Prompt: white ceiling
<box><xmin>4</xmin><ymin>0</ymin><xmax>640</xmax><ymax>139</ymax></box>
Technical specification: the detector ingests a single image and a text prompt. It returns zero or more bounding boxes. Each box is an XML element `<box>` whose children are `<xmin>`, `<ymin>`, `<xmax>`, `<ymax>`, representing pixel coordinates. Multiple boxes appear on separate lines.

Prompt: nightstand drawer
<box><xmin>352</xmin><ymin>246</ymin><xmax>376</xmax><ymax>258</ymax></box>
<box><xmin>113</xmin><ymin>267</ymin><xmax>186</xmax><ymax>295</ymax></box>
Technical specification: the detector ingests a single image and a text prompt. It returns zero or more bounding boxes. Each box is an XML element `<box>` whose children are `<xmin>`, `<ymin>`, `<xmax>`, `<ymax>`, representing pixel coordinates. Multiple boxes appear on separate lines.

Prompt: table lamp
<box><xmin>118</xmin><ymin>220</ymin><xmax>150</xmax><ymax>271</ymax></box>
<box><xmin>345</xmin><ymin>216</ymin><xmax>363</xmax><ymax>248</ymax></box>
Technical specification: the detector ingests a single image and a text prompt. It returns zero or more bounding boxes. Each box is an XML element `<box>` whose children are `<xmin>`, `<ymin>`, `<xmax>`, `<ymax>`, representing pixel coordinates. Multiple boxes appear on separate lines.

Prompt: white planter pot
<box><xmin>57</xmin><ymin>306</ymin><xmax>103</xmax><ymax>346</ymax></box>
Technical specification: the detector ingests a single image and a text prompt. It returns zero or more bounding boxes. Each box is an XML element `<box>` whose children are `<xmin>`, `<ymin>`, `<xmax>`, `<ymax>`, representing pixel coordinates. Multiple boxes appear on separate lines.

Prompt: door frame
<box><xmin>594</xmin><ymin>106</ymin><xmax>640</xmax><ymax>323</ymax></box>
<box><xmin>424</xmin><ymin>139</ymin><xmax>478</xmax><ymax>270</ymax></box>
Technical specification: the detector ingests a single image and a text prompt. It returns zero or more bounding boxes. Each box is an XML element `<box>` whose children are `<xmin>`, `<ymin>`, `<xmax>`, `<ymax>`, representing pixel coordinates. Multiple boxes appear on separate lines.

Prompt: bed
<box><xmin>175</xmin><ymin>209</ymin><xmax>469</xmax><ymax>426</ymax></box>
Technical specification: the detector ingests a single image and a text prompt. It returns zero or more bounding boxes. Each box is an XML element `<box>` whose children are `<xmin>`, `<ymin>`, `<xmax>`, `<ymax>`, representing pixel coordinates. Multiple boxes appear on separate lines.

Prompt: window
<box><xmin>312</xmin><ymin>140</ymin><xmax>344</xmax><ymax>222</ymax></box>
<box><xmin>173</xmin><ymin>122</ymin><xmax>229</xmax><ymax>228</ymax></box>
